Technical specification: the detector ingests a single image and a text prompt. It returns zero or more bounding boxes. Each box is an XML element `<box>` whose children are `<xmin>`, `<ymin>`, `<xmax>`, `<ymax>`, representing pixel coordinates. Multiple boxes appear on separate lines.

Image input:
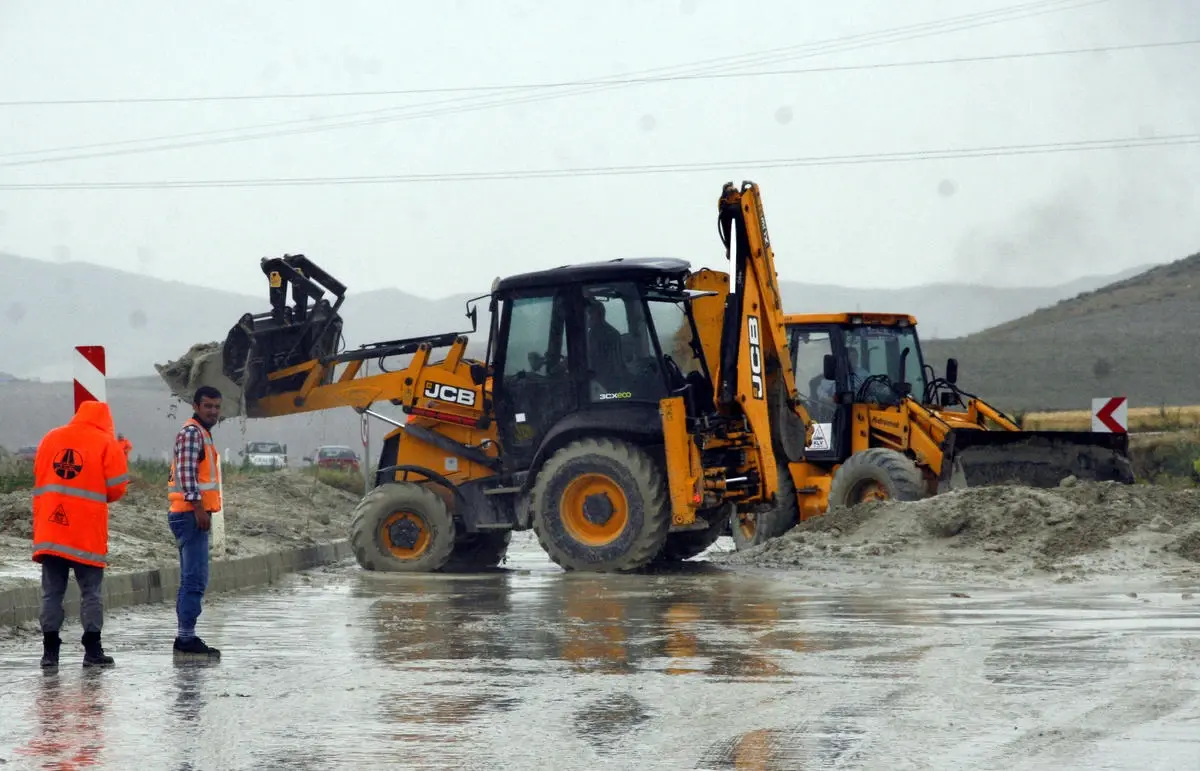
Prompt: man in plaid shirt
<box><xmin>167</xmin><ymin>386</ymin><xmax>222</xmax><ymax>658</ymax></box>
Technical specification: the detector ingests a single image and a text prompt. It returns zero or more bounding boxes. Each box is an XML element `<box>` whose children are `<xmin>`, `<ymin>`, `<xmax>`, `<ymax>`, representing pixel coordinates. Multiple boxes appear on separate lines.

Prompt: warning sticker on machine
<box><xmin>806</xmin><ymin>422</ymin><xmax>832</xmax><ymax>451</ymax></box>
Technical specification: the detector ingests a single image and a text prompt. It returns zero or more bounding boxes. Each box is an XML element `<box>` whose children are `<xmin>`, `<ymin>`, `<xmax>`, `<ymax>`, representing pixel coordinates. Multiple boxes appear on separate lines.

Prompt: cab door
<box><xmin>788</xmin><ymin>324</ymin><xmax>849</xmax><ymax>462</ymax></box>
<box><xmin>490</xmin><ymin>288</ymin><xmax>581</xmax><ymax>469</ymax></box>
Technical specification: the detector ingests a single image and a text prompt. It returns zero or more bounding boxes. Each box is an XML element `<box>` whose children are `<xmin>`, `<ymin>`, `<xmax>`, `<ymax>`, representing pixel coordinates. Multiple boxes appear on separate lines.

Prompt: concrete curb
<box><xmin>0</xmin><ymin>539</ymin><xmax>352</xmax><ymax>628</ymax></box>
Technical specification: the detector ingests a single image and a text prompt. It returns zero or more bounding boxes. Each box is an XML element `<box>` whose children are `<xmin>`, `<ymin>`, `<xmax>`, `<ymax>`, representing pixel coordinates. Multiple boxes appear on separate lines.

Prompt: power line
<box><xmin>0</xmin><ymin>0</ymin><xmax>1110</xmax><ymax>168</ymax></box>
<box><xmin>4</xmin><ymin>133</ymin><xmax>1194</xmax><ymax>191</ymax></box>
<box><xmin>1</xmin><ymin>36</ymin><xmax>1185</xmax><ymax>108</ymax></box>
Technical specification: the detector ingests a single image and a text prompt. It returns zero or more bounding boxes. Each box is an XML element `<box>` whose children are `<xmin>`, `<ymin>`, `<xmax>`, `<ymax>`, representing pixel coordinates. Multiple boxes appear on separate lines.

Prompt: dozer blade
<box><xmin>943</xmin><ymin>429</ymin><xmax>1135</xmax><ymax>490</ymax></box>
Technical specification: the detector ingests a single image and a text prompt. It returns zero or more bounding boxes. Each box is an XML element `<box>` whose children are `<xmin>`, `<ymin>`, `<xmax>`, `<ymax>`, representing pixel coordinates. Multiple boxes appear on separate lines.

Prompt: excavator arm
<box><xmin>715</xmin><ymin>181</ymin><xmax>815</xmax><ymax>466</ymax></box>
<box><xmin>214</xmin><ymin>254</ymin><xmax>487</xmax><ymax>423</ymax></box>
<box><xmin>153</xmin><ymin>254</ymin><xmax>503</xmax><ymax>488</ymax></box>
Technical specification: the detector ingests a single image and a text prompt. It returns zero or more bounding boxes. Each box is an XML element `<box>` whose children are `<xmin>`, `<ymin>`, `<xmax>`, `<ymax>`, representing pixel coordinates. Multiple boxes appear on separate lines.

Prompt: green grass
<box><xmin>299</xmin><ymin>465</ymin><xmax>370</xmax><ymax>496</ymax></box>
<box><xmin>1128</xmin><ymin>431</ymin><xmax>1200</xmax><ymax>486</ymax></box>
<box><xmin>0</xmin><ymin>455</ymin><xmax>329</xmax><ymax>495</ymax></box>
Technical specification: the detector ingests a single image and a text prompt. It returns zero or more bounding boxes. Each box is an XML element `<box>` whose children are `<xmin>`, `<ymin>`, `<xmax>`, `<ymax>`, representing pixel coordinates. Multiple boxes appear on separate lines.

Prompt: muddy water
<box><xmin>0</xmin><ymin>534</ymin><xmax>1197</xmax><ymax>770</ymax></box>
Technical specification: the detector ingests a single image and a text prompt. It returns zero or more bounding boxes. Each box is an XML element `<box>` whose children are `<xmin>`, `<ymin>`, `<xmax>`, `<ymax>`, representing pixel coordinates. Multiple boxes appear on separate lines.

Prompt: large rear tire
<box><xmin>349</xmin><ymin>482</ymin><xmax>457</xmax><ymax>572</ymax></box>
<box><xmin>731</xmin><ymin>462</ymin><xmax>798</xmax><ymax>550</ymax></box>
<box><xmin>654</xmin><ymin>502</ymin><xmax>734</xmax><ymax>563</ymax></box>
<box><xmin>530</xmin><ymin>437</ymin><xmax>671</xmax><ymax>572</ymax></box>
<box><xmin>827</xmin><ymin>448</ymin><xmax>924</xmax><ymax>508</ymax></box>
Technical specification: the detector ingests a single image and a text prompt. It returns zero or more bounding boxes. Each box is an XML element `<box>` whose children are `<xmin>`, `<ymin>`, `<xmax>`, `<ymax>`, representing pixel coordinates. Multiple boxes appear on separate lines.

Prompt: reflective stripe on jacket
<box><xmin>167</xmin><ymin>417</ymin><xmax>222</xmax><ymax>513</ymax></box>
<box><xmin>31</xmin><ymin>401</ymin><xmax>130</xmax><ymax>568</ymax></box>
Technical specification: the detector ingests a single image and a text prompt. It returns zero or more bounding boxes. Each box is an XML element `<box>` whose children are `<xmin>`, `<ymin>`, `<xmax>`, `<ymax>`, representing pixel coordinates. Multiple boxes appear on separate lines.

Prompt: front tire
<box><xmin>827</xmin><ymin>448</ymin><xmax>924</xmax><ymax>508</ymax></box>
<box><xmin>349</xmin><ymin>482</ymin><xmax>457</xmax><ymax>572</ymax></box>
<box><xmin>530</xmin><ymin>437</ymin><xmax>671</xmax><ymax>572</ymax></box>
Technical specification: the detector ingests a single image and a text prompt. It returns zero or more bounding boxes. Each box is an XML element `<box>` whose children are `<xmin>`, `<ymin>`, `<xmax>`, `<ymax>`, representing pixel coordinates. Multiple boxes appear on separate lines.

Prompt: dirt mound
<box><xmin>715</xmin><ymin>480</ymin><xmax>1200</xmax><ymax>582</ymax></box>
<box><xmin>0</xmin><ymin>470</ymin><xmax>359</xmax><ymax>589</ymax></box>
<box><xmin>154</xmin><ymin>341</ymin><xmax>248</xmax><ymax>419</ymax></box>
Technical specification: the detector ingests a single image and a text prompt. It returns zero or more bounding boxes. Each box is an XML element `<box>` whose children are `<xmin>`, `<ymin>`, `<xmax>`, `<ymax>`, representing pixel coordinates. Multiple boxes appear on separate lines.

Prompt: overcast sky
<box><xmin>1</xmin><ymin>0</ymin><xmax>1197</xmax><ymax>299</ymax></box>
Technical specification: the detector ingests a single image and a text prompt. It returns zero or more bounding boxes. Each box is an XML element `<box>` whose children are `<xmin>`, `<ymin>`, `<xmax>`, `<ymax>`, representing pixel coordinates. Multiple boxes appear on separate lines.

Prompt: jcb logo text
<box><xmin>423</xmin><ymin>381</ymin><xmax>477</xmax><ymax>407</ymax></box>
<box><xmin>747</xmin><ymin>315</ymin><xmax>763</xmax><ymax>400</ymax></box>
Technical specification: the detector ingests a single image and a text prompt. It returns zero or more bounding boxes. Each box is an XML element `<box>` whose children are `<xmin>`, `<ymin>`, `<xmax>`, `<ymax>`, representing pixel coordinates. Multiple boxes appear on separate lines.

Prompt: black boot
<box><xmin>40</xmin><ymin>631</ymin><xmax>61</xmax><ymax>668</ymax></box>
<box><xmin>173</xmin><ymin>635</ymin><xmax>221</xmax><ymax>658</ymax></box>
<box><xmin>81</xmin><ymin>630</ymin><xmax>114</xmax><ymax>667</ymax></box>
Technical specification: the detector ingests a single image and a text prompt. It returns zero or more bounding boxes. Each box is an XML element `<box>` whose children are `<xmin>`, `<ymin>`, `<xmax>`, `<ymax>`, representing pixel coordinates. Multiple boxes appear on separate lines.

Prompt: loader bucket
<box><xmin>220</xmin><ymin>254</ymin><xmax>347</xmax><ymax>403</ymax></box>
<box><xmin>222</xmin><ymin>308</ymin><xmax>343</xmax><ymax>403</ymax></box>
<box><xmin>943</xmin><ymin>429</ymin><xmax>1134</xmax><ymax>489</ymax></box>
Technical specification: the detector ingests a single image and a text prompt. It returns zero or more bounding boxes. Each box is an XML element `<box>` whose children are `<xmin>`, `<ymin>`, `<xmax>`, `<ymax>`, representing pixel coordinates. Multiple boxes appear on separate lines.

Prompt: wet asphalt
<box><xmin>1</xmin><ymin>534</ymin><xmax>1198</xmax><ymax>770</ymax></box>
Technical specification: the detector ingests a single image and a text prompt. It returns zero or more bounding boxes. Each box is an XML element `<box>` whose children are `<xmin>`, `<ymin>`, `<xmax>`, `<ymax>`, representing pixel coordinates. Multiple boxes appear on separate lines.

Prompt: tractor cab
<box><xmin>477</xmin><ymin>257</ymin><xmax>715</xmax><ymax>470</ymax></box>
<box><xmin>785</xmin><ymin>313</ymin><xmax>930</xmax><ymax>462</ymax></box>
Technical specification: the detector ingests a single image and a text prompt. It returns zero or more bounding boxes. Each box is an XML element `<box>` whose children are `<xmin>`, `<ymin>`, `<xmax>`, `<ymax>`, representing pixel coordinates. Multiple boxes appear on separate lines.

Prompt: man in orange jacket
<box><xmin>31</xmin><ymin>400</ymin><xmax>132</xmax><ymax>668</ymax></box>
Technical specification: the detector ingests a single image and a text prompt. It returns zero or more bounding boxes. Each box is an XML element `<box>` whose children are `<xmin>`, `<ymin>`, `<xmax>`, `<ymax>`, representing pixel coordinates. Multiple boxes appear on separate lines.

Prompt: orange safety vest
<box><xmin>31</xmin><ymin>401</ymin><xmax>130</xmax><ymax>569</ymax></box>
<box><xmin>167</xmin><ymin>418</ymin><xmax>222</xmax><ymax>513</ymax></box>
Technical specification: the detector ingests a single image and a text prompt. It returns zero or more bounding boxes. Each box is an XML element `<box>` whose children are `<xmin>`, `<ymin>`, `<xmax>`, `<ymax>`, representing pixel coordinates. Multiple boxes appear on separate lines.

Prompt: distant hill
<box><xmin>923</xmin><ymin>251</ymin><xmax>1200</xmax><ymax>412</ymax></box>
<box><xmin>0</xmin><ymin>251</ymin><xmax>1153</xmax><ymax>381</ymax></box>
<box><xmin>0</xmin><ymin>250</ymin><xmax>1173</xmax><ymax>457</ymax></box>
<box><xmin>0</xmin><ymin>252</ymin><xmax>480</xmax><ymax>382</ymax></box>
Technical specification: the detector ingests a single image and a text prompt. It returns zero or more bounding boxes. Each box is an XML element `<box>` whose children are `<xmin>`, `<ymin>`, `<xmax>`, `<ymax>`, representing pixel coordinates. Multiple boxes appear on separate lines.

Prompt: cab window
<box><xmin>791</xmin><ymin>328</ymin><xmax>836</xmax><ymax>421</ymax></box>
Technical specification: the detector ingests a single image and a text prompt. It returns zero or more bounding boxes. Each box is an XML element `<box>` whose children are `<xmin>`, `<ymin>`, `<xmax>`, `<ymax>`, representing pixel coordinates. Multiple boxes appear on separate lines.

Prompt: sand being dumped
<box><xmin>715</xmin><ymin>480</ymin><xmax>1200</xmax><ymax>586</ymax></box>
<box><xmin>155</xmin><ymin>341</ymin><xmax>248</xmax><ymax>419</ymax></box>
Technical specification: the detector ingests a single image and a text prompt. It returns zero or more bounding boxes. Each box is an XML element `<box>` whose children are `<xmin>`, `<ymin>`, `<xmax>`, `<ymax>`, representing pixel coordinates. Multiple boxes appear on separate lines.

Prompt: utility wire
<box><xmin>3</xmin><ymin>133</ymin><xmax>1194</xmax><ymax>191</ymax></box>
<box><xmin>0</xmin><ymin>0</ymin><xmax>1110</xmax><ymax>168</ymax></box>
<box><xmin>1</xmin><ymin>35</ymin><xmax>1182</xmax><ymax>108</ymax></box>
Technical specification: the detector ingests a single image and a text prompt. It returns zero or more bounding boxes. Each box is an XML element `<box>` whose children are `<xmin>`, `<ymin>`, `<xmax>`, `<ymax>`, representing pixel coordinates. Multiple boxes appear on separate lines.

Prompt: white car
<box><xmin>242</xmin><ymin>440</ymin><xmax>288</xmax><ymax>469</ymax></box>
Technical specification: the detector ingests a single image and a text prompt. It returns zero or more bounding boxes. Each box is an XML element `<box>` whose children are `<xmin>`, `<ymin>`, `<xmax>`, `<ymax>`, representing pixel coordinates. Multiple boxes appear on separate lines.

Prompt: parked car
<box><xmin>305</xmin><ymin>445</ymin><xmax>360</xmax><ymax>473</ymax></box>
<box><xmin>241</xmin><ymin>440</ymin><xmax>288</xmax><ymax>469</ymax></box>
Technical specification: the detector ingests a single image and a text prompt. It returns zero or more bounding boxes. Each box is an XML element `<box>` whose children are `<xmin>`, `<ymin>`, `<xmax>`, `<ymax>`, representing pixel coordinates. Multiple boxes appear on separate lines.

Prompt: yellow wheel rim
<box><xmin>381</xmin><ymin>511</ymin><xmax>431</xmax><ymax>559</ymax></box>
<box><xmin>736</xmin><ymin>511</ymin><xmax>757</xmax><ymax>541</ymax></box>
<box><xmin>855</xmin><ymin>480</ymin><xmax>890</xmax><ymax>504</ymax></box>
<box><xmin>559</xmin><ymin>473</ymin><xmax>629</xmax><ymax>547</ymax></box>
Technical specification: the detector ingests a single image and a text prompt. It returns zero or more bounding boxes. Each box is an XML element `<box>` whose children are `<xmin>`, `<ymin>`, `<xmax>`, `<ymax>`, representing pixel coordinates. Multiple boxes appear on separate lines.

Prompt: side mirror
<box><xmin>283</xmin><ymin>444</ymin><xmax>288</xmax><ymax>454</ymax></box>
<box><xmin>945</xmin><ymin>357</ymin><xmax>958</xmax><ymax>385</ymax></box>
<box><xmin>238</xmin><ymin>449</ymin><xmax>244</xmax><ymax>457</ymax></box>
<box><xmin>466</xmin><ymin>303</ymin><xmax>479</xmax><ymax>332</ymax></box>
<box><xmin>822</xmin><ymin>354</ymin><xmax>836</xmax><ymax>381</ymax></box>
<box><xmin>470</xmin><ymin>362</ymin><xmax>488</xmax><ymax>386</ymax></box>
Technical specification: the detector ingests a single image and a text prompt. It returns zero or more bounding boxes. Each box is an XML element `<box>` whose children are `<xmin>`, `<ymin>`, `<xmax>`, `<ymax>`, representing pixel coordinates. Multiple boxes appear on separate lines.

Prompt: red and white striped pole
<box><xmin>73</xmin><ymin>345</ymin><xmax>107</xmax><ymax>412</ymax></box>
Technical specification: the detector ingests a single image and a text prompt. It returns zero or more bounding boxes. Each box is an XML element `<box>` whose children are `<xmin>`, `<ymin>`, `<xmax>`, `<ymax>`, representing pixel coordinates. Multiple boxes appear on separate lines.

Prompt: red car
<box><xmin>307</xmin><ymin>445</ymin><xmax>360</xmax><ymax>473</ymax></box>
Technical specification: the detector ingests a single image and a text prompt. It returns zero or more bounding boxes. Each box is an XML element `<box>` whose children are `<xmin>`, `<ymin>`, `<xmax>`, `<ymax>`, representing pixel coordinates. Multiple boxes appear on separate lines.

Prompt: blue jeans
<box><xmin>168</xmin><ymin>511</ymin><xmax>210</xmax><ymax>638</ymax></box>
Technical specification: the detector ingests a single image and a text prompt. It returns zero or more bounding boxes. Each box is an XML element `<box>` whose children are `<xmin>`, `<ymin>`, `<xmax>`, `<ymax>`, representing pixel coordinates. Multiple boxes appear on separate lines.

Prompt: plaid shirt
<box><xmin>172</xmin><ymin>421</ymin><xmax>208</xmax><ymax>502</ymax></box>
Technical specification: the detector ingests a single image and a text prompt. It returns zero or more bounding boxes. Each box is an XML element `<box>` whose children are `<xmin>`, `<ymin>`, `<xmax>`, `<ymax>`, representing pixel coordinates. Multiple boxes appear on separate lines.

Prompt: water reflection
<box><xmin>358</xmin><ymin>569</ymin><xmax>819</xmax><ymax>680</ymax></box>
<box><xmin>14</xmin><ymin>670</ymin><xmax>111</xmax><ymax>769</ymax></box>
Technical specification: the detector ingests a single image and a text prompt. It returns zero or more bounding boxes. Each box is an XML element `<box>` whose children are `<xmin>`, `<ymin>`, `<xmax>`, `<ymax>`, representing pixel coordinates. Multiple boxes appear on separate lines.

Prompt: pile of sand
<box><xmin>0</xmin><ymin>469</ymin><xmax>359</xmax><ymax>590</ymax></box>
<box><xmin>715</xmin><ymin>480</ymin><xmax>1200</xmax><ymax>585</ymax></box>
<box><xmin>154</xmin><ymin>341</ymin><xmax>248</xmax><ymax>419</ymax></box>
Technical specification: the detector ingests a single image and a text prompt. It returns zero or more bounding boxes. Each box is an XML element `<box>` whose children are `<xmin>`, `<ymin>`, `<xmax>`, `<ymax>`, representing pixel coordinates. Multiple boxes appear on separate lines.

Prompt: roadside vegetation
<box><xmin>1022</xmin><ymin>404</ymin><xmax>1200</xmax><ymax>432</ymax></box>
<box><xmin>0</xmin><ymin>450</ymin><xmax>374</xmax><ymax>497</ymax></box>
<box><xmin>4</xmin><ymin>428</ymin><xmax>1196</xmax><ymax>496</ymax></box>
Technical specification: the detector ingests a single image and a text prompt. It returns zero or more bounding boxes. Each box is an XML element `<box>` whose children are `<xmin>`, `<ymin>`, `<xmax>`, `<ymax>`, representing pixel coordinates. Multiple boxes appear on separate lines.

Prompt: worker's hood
<box><xmin>70</xmin><ymin>400</ymin><xmax>116</xmax><ymax>436</ymax></box>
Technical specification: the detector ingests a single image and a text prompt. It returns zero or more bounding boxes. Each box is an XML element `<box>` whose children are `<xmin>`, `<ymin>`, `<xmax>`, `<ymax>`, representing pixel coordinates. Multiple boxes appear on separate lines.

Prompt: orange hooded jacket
<box><xmin>31</xmin><ymin>401</ymin><xmax>132</xmax><ymax>568</ymax></box>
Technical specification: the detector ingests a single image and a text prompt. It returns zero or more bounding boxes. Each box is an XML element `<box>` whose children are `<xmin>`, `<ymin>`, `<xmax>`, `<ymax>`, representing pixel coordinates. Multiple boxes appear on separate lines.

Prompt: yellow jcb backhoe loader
<box><xmin>196</xmin><ymin>180</ymin><xmax>813</xmax><ymax>573</ymax></box>
<box><xmin>726</xmin><ymin>311</ymin><xmax>1135</xmax><ymax>549</ymax></box>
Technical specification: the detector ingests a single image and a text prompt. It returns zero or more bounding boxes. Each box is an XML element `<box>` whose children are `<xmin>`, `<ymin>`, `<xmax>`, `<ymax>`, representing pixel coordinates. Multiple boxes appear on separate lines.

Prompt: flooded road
<box><xmin>1</xmin><ymin>533</ymin><xmax>1198</xmax><ymax>770</ymax></box>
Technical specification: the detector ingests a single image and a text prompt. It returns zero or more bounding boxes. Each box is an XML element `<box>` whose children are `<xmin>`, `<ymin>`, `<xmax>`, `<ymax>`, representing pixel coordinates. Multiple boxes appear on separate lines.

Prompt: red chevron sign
<box><xmin>1091</xmin><ymin>397</ymin><xmax>1127</xmax><ymax>433</ymax></box>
